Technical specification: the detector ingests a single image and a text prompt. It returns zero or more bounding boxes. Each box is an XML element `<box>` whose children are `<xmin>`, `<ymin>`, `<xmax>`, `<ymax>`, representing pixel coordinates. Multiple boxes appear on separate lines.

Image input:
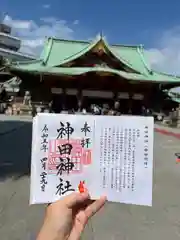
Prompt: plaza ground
<box><xmin>0</xmin><ymin>118</ymin><xmax>180</xmax><ymax>239</ymax></box>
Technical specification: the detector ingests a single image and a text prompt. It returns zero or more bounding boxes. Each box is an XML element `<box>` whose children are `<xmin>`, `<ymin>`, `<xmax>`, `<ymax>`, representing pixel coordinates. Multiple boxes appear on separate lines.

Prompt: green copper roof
<box><xmin>39</xmin><ymin>35</ymin><xmax>150</xmax><ymax>75</ymax></box>
<box><xmin>110</xmin><ymin>45</ymin><xmax>150</xmax><ymax>75</ymax></box>
<box><xmin>9</xmin><ymin>34</ymin><xmax>180</xmax><ymax>84</ymax></box>
<box><xmin>11</xmin><ymin>35</ymin><xmax>149</xmax><ymax>72</ymax></box>
<box><xmin>9</xmin><ymin>65</ymin><xmax>180</xmax><ymax>83</ymax></box>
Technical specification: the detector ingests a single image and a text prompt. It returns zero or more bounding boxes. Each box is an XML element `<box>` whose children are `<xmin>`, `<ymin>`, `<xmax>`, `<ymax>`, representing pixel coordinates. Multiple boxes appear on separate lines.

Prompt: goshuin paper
<box><xmin>30</xmin><ymin>114</ymin><xmax>154</xmax><ymax>206</ymax></box>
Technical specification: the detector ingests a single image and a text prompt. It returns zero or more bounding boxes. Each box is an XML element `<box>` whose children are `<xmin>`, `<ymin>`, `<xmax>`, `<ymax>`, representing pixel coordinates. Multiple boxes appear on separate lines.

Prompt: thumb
<box><xmin>64</xmin><ymin>192</ymin><xmax>90</xmax><ymax>208</ymax></box>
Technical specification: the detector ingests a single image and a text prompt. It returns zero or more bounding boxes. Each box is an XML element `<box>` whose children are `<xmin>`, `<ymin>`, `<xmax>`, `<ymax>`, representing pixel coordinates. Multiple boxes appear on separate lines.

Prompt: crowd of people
<box><xmin>48</xmin><ymin>100</ymin><xmax>151</xmax><ymax>117</ymax></box>
<box><xmin>0</xmin><ymin>91</ymin><xmax>151</xmax><ymax>117</ymax></box>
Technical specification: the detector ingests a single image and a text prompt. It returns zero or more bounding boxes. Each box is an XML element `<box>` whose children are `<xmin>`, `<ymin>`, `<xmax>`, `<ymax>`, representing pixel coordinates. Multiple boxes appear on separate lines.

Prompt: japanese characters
<box><xmin>57</xmin><ymin>122</ymin><xmax>74</xmax><ymax>140</ymax></box>
<box><xmin>56</xmin><ymin>121</ymin><xmax>75</xmax><ymax>195</ymax></box>
<box><xmin>56</xmin><ymin>178</ymin><xmax>75</xmax><ymax>195</ymax></box>
<box><xmin>41</xmin><ymin>124</ymin><xmax>48</xmax><ymax>152</ymax></box>
<box><xmin>40</xmin><ymin>124</ymin><xmax>49</xmax><ymax>192</ymax></box>
<box><xmin>80</xmin><ymin>121</ymin><xmax>91</xmax><ymax>148</ymax></box>
<box><xmin>30</xmin><ymin>114</ymin><xmax>153</xmax><ymax>206</ymax></box>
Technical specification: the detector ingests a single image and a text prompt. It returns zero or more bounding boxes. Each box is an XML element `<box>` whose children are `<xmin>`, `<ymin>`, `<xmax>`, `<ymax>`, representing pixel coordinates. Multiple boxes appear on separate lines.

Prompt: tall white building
<box><xmin>0</xmin><ymin>23</ymin><xmax>36</xmax><ymax>93</ymax></box>
<box><xmin>0</xmin><ymin>23</ymin><xmax>35</xmax><ymax>61</ymax></box>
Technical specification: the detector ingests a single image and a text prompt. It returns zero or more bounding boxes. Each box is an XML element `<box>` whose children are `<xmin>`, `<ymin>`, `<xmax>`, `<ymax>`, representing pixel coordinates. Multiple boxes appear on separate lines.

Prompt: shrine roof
<box><xmin>8</xmin><ymin>65</ymin><xmax>180</xmax><ymax>84</ymax></box>
<box><xmin>9</xmin><ymin>35</ymin><xmax>150</xmax><ymax>74</ymax></box>
<box><xmin>8</xmin><ymin>34</ymin><xmax>180</xmax><ymax>84</ymax></box>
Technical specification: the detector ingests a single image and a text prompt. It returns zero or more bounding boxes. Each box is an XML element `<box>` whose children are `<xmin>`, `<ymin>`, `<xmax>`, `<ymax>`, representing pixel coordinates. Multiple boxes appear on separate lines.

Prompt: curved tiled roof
<box><xmin>9</xmin><ymin>34</ymin><xmax>180</xmax><ymax>84</ymax></box>
<box><xmin>39</xmin><ymin>35</ymin><xmax>150</xmax><ymax>75</ymax></box>
<box><xmin>9</xmin><ymin>65</ymin><xmax>180</xmax><ymax>84</ymax></box>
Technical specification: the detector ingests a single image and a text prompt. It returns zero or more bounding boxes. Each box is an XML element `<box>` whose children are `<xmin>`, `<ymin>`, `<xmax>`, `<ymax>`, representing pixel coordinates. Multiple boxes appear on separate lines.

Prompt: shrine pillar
<box><xmin>77</xmin><ymin>89</ymin><xmax>83</xmax><ymax>111</ymax></box>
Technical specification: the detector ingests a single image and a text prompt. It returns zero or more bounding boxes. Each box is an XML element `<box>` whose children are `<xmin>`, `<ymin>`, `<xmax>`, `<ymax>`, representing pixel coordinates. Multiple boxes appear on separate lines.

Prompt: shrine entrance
<box><xmin>131</xmin><ymin>100</ymin><xmax>143</xmax><ymax>115</ymax></box>
<box><xmin>82</xmin><ymin>90</ymin><xmax>114</xmax><ymax>112</ymax></box>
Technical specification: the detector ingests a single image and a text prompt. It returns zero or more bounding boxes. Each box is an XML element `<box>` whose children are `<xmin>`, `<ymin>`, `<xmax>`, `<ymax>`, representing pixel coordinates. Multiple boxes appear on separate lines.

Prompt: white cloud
<box><xmin>6</xmin><ymin>13</ymin><xmax>180</xmax><ymax>77</ymax></box>
<box><xmin>73</xmin><ymin>20</ymin><xmax>79</xmax><ymax>25</ymax></box>
<box><xmin>3</xmin><ymin>15</ymin><xmax>35</xmax><ymax>30</ymax></box>
<box><xmin>3</xmin><ymin>15</ymin><xmax>75</xmax><ymax>56</ymax></box>
<box><xmin>147</xmin><ymin>27</ymin><xmax>180</xmax><ymax>75</ymax></box>
<box><xmin>43</xmin><ymin>4</ymin><xmax>50</xmax><ymax>9</ymax></box>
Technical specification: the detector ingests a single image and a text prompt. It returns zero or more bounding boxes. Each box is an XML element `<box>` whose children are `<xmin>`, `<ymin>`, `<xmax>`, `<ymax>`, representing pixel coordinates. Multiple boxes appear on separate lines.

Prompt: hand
<box><xmin>37</xmin><ymin>192</ymin><xmax>107</xmax><ymax>240</ymax></box>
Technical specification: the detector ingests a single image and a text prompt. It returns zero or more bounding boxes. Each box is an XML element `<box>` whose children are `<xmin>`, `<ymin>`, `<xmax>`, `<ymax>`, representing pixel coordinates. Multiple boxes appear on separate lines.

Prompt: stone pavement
<box><xmin>0</xmin><ymin>118</ymin><xmax>180</xmax><ymax>239</ymax></box>
<box><xmin>155</xmin><ymin>123</ymin><xmax>180</xmax><ymax>139</ymax></box>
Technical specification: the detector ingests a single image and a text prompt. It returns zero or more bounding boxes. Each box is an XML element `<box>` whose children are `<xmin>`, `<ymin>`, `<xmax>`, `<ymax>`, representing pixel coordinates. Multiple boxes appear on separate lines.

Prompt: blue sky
<box><xmin>1</xmin><ymin>0</ymin><xmax>180</xmax><ymax>74</ymax></box>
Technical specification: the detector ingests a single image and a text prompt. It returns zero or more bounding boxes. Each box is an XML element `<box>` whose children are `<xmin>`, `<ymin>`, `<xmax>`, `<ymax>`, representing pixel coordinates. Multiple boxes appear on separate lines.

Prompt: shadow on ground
<box><xmin>0</xmin><ymin>120</ymin><xmax>32</xmax><ymax>180</ymax></box>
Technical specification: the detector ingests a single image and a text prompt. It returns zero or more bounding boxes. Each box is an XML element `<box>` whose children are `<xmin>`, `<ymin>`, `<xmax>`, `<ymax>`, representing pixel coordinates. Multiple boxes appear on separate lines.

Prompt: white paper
<box><xmin>30</xmin><ymin>114</ymin><xmax>154</xmax><ymax>206</ymax></box>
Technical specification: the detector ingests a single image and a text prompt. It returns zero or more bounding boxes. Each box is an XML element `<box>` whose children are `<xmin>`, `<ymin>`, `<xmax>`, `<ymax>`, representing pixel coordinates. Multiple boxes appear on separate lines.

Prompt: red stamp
<box><xmin>48</xmin><ymin>139</ymin><xmax>92</xmax><ymax>174</ymax></box>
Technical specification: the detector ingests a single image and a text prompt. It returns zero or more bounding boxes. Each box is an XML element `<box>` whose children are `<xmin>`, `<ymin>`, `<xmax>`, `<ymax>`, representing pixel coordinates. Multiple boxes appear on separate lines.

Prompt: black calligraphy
<box><xmin>40</xmin><ymin>157</ymin><xmax>47</xmax><ymax>170</ymax></box>
<box><xmin>56</xmin><ymin>157</ymin><xmax>74</xmax><ymax>175</ymax></box>
<box><xmin>110</xmin><ymin>127</ymin><xmax>116</xmax><ymax>189</ymax></box>
<box><xmin>144</xmin><ymin>126</ymin><xmax>149</xmax><ymax>168</ymax></box>
<box><xmin>58</xmin><ymin>143</ymin><xmax>73</xmax><ymax>155</ymax></box>
<box><xmin>81</xmin><ymin>138</ymin><xmax>91</xmax><ymax>148</ymax></box>
<box><xmin>41</xmin><ymin>124</ymin><xmax>49</xmax><ymax>152</ymax></box>
<box><xmin>56</xmin><ymin>178</ymin><xmax>75</xmax><ymax>195</ymax></box>
<box><xmin>117</xmin><ymin>128</ymin><xmax>124</xmax><ymax>192</ymax></box>
<box><xmin>57</xmin><ymin>122</ymin><xmax>74</xmax><ymax>140</ymax></box>
<box><xmin>40</xmin><ymin>124</ymin><xmax>48</xmax><ymax>192</ymax></box>
<box><xmin>131</xmin><ymin>129</ymin><xmax>136</xmax><ymax>191</ymax></box>
<box><xmin>80</xmin><ymin>122</ymin><xmax>91</xmax><ymax>148</ymax></box>
<box><xmin>123</xmin><ymin>128</ymin><xmax>128</xmax><ymax>189</ymax></box>
<box><xmin>127</xmin><ymin>129</ymin><xmax>132</xmax><ymax>189</ymax></box>
<box><xmin>55</xmin><ymin>121</ymin><xmax>75</xmax><ymax>195</ymax></box>
<box><xmin>102</xmin><ymin>128</ymin><xmax>108</xmax><ymax>188</ymax></box>
<box><xmin>56</xmin><ymin>121</ymin><xmax>75</xmax><ymax>177</ymax></box>
<box><xmin>40</xmin><ymin>171</ymin><xmax>47</xmax><ymax>192</ymax></box>
<box><xmin>81</xmin><ymin>122</ymin><xmax>90</xmax><ymax>136</ymax></box>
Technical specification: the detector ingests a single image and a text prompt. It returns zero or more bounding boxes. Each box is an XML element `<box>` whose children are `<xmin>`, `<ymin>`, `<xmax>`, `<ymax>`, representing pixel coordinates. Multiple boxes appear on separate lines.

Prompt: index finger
<box><xmin>84</xmin><ymin>196</ymin><xmax>107</xmax><ymax>219</ymax></box>
<box><xmin>65</xmin><ymin>192</ymin><xmax>90</xmax><ymax>208</ymax></box>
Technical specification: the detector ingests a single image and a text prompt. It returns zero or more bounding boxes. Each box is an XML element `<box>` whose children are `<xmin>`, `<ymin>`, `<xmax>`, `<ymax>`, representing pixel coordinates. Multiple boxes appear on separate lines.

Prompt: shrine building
<box><xmin>8</xmin><ymin>34</ymin><xmax>180</xmax><ymax>114</ymax></box>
